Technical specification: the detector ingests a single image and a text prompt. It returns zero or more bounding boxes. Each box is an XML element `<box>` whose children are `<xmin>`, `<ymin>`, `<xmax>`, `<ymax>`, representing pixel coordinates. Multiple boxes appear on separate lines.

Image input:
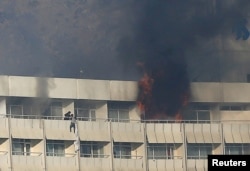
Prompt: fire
<box><xmin>137</xmin><ymin>73</ymin><xmax>153</xmax><ymax>112</ymax></box>
<box><xmin>136</xmin><ymin>59</ymin><xmax>190</xmax><ymax>121</ymax></box>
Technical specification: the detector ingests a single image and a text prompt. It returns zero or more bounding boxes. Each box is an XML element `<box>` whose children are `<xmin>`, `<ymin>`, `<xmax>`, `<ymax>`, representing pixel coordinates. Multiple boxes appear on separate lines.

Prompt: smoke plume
<box><xmin>117</xmin><ymin>0</ymin><xmax>250</xmax><ymax>119</ymax></box>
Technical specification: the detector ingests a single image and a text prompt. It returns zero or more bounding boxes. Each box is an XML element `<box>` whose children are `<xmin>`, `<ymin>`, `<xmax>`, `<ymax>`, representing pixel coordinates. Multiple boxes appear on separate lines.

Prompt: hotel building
<box><xmin>0</xmin><ymin>74</ymin><xmax>250</xmax><ymax>171</ymax></box>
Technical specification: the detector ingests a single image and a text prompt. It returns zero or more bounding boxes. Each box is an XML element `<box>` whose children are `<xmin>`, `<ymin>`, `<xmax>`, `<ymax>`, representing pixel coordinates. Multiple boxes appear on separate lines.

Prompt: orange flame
<box><xmin>137</xmin><ymin>75</ymin><xmax>188</xmax><ymax>120</ymax></box>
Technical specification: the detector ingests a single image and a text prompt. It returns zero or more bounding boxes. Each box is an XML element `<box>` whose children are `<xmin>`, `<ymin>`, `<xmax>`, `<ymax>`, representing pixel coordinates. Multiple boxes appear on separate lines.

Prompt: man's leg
<box><xmin>70</xmin><ymin>124</ymin><xmax>72</xmax><ymax>132</ymax></box>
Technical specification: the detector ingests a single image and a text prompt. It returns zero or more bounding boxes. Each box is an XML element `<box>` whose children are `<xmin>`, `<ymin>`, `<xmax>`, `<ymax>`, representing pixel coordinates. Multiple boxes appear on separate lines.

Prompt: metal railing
<box><xmin>113</xmin><ymin>155</ymin><xmax>143</xmax><ymax>159</ymax></box>
<box><xmin>80</xmin><ymin>154</ymin><xmax>110</xmax><ymax>158</ymax></box>
<box><xmin>147</xmin><ymin>155</ymin><xmax>182</xmax><ymax>160</ymax></box>
<box><xmin>1</xmin><ymin>114</ymin><xmax>250</xmax><ymax>124</ymax></box>
<box><xmin>12</xmin><ymin>151</ymin><xmax>42</xmax><ymax>156</ymax></box>
<box><xmin>187</xmin><ymin>156</ymin><xmax>208</xmax><ymax>160</ymax></box>
<box><xmin>46</xmin><ymin>152</ymin><xmax>76</xmax><ymax>157</ymax></box>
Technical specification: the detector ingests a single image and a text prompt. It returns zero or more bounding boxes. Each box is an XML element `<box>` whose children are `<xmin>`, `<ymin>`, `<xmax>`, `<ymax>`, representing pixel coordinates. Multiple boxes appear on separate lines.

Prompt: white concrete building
<box><xmin>0</xmin><ymin>75</ymin><xmax>249</xmax><ymax>171</ymax></box>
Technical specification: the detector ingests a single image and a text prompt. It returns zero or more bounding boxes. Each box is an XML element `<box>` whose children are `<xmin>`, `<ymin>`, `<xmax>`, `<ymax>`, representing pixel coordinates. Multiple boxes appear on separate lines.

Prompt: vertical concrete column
<box><xmin>143</xmin><ymin>122</ymin><xmax>148</xmax><ymax>171</ymax></box>
<box><xmin>74</xmin><ymin>121</ymin><xmax>80</xmax><ymax>171</ymax></box>
<box><xmin>0</xmin><ymin>97</ymin><xmax>7</xmax><ymax>116</ymax></box>
<box><xmin>220</xmin><ymin>122</ymin><xmax>224</xmax><ymax>154</ymax></box>
<box><xmin>182</xmin><ymin>123</ymin><xmax>187</xmax><ymax>171</ymax></box>
<box><xmin>7</xmin><ymin>116</ymin><xmax>13</xmax><ymax>171</ymax></box>
<box><xmin>109</xmin><ymin>121</ymin><xmax>114</xmax><ymax>171</ymax></box>
<box><xmin>42</xmin><ymin>119</ymin><xmax>46</xmax><ymax>171</ymax></box>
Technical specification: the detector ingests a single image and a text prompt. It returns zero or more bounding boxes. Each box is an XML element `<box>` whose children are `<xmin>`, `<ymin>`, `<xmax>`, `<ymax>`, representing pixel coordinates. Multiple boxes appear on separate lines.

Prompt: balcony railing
<box><xmin>80</xmin><ymin>153</ymin><xmax>110</xmax><ymax>158</ymax></box>
<box><xmin>187</xmin><ymin>156</ymin><xmax>208</xmax><ymax>159</ymax></box>
<box><xmin>12</xmin><ymin>151</ymin><xmax>42</xmax><ymax>156</ymax></box>
<box><xmin>1</xmin><ymin>114</ymin><xmax>250</xmax><ymax>124</ymax></box>
<box><xmin>46</xmin><ymin>152</ymin><xmax>76</xmax><ymax>157</ymax></box>
<box><xmin>147</xmin><ymin>155</ymin><xmax>182</xmax><ymax>160</ymax></box>
<box><xmin>114</xmin><ymin>155</ymin><xmax>143</xmax><ymax>159</ymax></box>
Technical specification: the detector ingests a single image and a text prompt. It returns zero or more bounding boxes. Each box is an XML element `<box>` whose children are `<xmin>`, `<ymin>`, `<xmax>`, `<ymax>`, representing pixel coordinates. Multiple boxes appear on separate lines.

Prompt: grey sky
<box><xmin>0</xmin><ymin>0</ymin><xmax>249</xmax><ymax>81</ymax></box>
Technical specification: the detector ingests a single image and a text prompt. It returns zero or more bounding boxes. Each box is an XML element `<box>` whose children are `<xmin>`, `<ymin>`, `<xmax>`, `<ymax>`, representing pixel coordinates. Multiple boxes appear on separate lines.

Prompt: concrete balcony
<box><xmin>148</xmin><ymin>159</ymin><xmax>183</xmax><ymax>171</ymax></box>
<box><xmin>78</xmin><ymin>120</ymin><xmax>110</xmax><ymax>141</ymax></box>
<box><xmin>80</xmin><ymin>157</ymin><xmax>111</xmax><ymax>171</ymax></box>
<box><xmin>222</xmin><ymin>123</ymin><xmax>250</xmax><ymax>143</ymax></box>
<box><xmin>185</xmin><ymin>123</ymin><xmax>221</xmax><ymax>143</ymax></box>
<box><xmin>187</xmin><ymin>159</ymin><xmax>207</xmax><ymax>171</ymax></box>
<box><xmin>12</xmin><ymin>154</ymin><xmax>44</xmax><ymax>171</ymax></box>
<box><xmin>111</xmin><ymin>122</ymin><xmax>144</xmax><ymax>143</ymax></box>
<box><xmin>113</xmin><ymin>158</ymin><xmax>144</xmax><ymax>171</ymax></box>
<box><xmin>146</xmin><ymin>123</ymin><xmax>183</xmax><ymax>143</ymax></box>
<box><xmin>44</xmin><ymin>119</ymin><xmax>75</xmax><ymax>140</ymax></box>
<box><xmin>46</xmin><ymin>155</ymin><xmax>78</xmax><ymax>171</ymax></box>
<box><xmin>10</xmin><ymin>118</ymin><xmax>43</xmax><ymax>139</ymax></box>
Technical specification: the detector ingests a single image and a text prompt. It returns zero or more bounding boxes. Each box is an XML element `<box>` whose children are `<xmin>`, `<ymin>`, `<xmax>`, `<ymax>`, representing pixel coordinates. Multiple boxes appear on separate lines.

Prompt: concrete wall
<box><xmin>78</xmin><ymin>121</ymin><xmax>110</xmax><ymax>141</ymax></box>
<box><xmin>2</xmin><ymin>75</ymin><xmax>250</xmax><ymax>104</ymax></box>
<box><xmin>191</xmin><ymin>82</ymin><xmax>250</xmax><ymax>103</ymax></box>
<box><xmin>11</xmin><ymin>118</ymin><xmax>43</xmax><ymax>139</ymax></box>
<box><xmin>80</xmin><ymin>157</ymin><xmax>111</xmax><ymax>171</ymax></box>
<box><xmin>44</xmin><ymin>120</ymin><xmax>75</xmax><ymax>140</ymax></box>
<box><xmin>112</xmin><ymin>122</ymin><xmax>144</xmax><ymax>143</ymax></box>
<box><xmin>0</xmin><ymin>117</ymin><xmax>9</xmax><ymax>138</ymax></box>
<box><xmin>12</xmin><ymin>155</ymin><xmax>44</xmax><ymax>171</ymax></box>
<box><xmin>220</xmin><ymin>111</ymin><xmax>250</xmax><ymax>121</ymax></box>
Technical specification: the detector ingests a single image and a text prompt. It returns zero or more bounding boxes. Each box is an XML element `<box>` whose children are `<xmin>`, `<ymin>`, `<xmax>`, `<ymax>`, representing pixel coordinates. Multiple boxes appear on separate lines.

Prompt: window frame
<box><xmin>147</xmin><ymin>143</ymin><xmax>175</xmax><ymax>160</ymax></box>
<box><xmin>113</xmin><ymin>142</ymin><xmax>131</xmax><ymax>159</ymax></box>
<box><xmin>75</xmin><ymin>108</ymin><xmax>96</xmax><ymax>121</ymax></box>
<box><xmin>224</xmin><ymin>143</ymin><xmax>250</xmax><ymax>155</ymax></box>
<box><xmin>12</xmin><ymin>139</ymin><xmax>31</xmax><ymax>156</ymax></box>
<box><xmin>108</xmin><ymin>109</ymin><xmax>129</xmax><ymax>122</ymax></box>
<box><xmin>187</xmin><ymin>143</ymin><xmax>212</xmax><ymax>159</ymax></box>
<box><xmin>80</xmin><ymin>141</ymin><xmax>105</xmax><ymax>158</ymax></box>
<box><xmin>46</xmin><ymin>140</ymin><xmax>65</xmax><ymax>157</ymax></box>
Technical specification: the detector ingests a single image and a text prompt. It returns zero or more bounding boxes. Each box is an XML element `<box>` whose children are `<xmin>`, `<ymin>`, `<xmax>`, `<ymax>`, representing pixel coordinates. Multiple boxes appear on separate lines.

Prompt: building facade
<box><xmin>0</xmin><ymin>75</ymin><xmax>250</xmax><ymax>171</ymax></box>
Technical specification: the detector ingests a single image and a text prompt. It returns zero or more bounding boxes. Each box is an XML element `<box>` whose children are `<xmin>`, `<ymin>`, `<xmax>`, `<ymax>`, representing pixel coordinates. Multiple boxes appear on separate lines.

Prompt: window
<box><xmin>74</xmin><ymin>101</ymin><xmax>96</xmax><ymax>121</ymax></box>
<box><xmin>108</xmin><ymin>102</ymin><xmax>130</xmax><ymax>122</ymax></box>
<box><xmin>80</xmin><ymin>141</ymin><xmax>105</xmax><ymax>158</ymax></box>
<box><xmin>183</xmin><ymin>105</ymin><xmax>210</xmax><ymax>123</ymax></box>
<box><xmin>187</xmin><ymin>144</ymin><xmax>212</xmax><ymax>159</ymax></box>
<box><xmin>43</xmin><ymin>102</ymin><xmax>63</xmax><ymax>119</ymax></box>
<box><xmin>8</xmin><ymin>105</ymin><xmax>23</xmax><ymax>115</ymax></box>
<box><xmin>7</xmin><ymin>98</ymin><xmax>33</xmax><ymax>118</ymax></box>
<box><xmin>50</xmin><ymin>102</ymin><xmax>62</xmax><ymax>117</ymax></box>
<box><xmin>220</xmin><ymin>105</ymin><xmax>245</xmax><ymax>111</ymax></box>
<box><xmin>184</xmin><ymin>110</ymin><xmax>210</xmax><ymax>123</ymax></box>
<box><xmin>108</xmin><ymin>109</ymin><xmax>129</xmax><ymax>122</ymax></box>
<box><xmin>113</xmin><ymin>142</ymin><xmax>131</xmax><ymax>159</ymax></box>
<box><xmin>46</xmin><ymin>140</ymin><xmax>65</xmax><ymax>156</ymax></box>
<box><xmin>225</xmin><ymin>144</ymin><xmax>250</xmax><ymax>155</ymax></box>
<box><xmin>147</xmin><ymin>143</ymin><xmax>175</xmax><ymax>159</ymax></box>
<box><xmin>75</xmin><ymin>108</ymin><xmax>96</xmax><ymax>121</ymax></box>
<box><xmin>12</xmin><ymin>139</ymin><xmax>31</xmax><ymax>156</ymax></box>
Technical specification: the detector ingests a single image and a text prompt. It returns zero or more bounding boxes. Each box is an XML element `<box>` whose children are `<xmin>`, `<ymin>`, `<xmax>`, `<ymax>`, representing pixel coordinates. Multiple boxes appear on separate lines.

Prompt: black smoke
<box><xmin>117</xmin><ymin>0</ymin><xmax>250</xmax><ymax>119</ymax></box>
<box><xmin>0</xmin><ymin>0</ymin><xmax>249</xmax><ymax>83</ymax></box>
